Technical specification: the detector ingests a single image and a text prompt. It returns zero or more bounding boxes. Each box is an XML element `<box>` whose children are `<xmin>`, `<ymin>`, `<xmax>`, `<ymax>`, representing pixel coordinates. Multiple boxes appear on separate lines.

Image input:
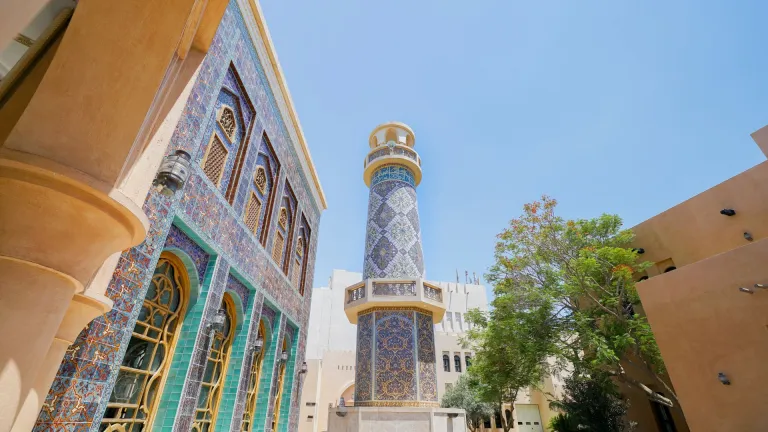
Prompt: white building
<box><xmin>299</xmin><ymin>269</ymin><xmax>563</xmax><ymax>431</ymax></box>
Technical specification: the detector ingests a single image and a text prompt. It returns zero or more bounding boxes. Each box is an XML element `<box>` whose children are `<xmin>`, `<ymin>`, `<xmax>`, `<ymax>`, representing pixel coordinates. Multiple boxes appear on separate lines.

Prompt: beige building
<box><xmin>298</xmin><ymin>270</ymin><xmax>562</xmax><ymax>432</ymax></box>
<box><xmin>626</xmin><ymin>124</ymin><xmax>768</xmax><ymax>432</ymax></box>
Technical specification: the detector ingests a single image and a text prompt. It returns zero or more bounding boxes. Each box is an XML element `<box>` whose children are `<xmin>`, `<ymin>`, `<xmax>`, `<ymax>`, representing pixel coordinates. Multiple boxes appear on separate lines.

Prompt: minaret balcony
<box><xmin>344</xmin><ymin>278</ymin><xmax>446</xmax><ymax>323</ymax></box>
<box><xmin>363</xmin><ymin>144</ymin><xmax>422</xmax><ymax>187</ymax></box>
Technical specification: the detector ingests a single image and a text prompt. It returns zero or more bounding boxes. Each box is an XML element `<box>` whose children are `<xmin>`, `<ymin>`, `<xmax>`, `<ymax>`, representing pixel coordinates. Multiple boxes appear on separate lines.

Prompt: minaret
<box><xmin>344</xmin><ymin>122</ymin><xmax>446</xmax><ymax>407</ymax></box>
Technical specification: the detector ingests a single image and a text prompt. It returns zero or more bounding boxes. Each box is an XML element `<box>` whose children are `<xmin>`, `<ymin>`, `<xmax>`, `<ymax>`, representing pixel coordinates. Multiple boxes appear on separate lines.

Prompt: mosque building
<box><xmin>0</xmin><ymin>0</ymin><xmax>326</xmax><ymax>431</ymax></box>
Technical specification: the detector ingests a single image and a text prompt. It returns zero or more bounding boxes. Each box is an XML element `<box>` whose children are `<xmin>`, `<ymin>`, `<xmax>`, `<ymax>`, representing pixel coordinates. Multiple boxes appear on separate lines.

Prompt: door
<box><xmin>516</xmin><ymin>405</ymin><xmax>544</xmax><ymax>432</ymax></box>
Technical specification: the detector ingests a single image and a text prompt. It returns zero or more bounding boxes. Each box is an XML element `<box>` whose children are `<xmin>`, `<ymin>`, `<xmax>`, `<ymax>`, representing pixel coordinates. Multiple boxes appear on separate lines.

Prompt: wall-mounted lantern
<box><xmin>744</xmin><ymin>232</ymin><xmax>754</xmax><ymax>241</ymax></box>
<box><xmin>299</xmin><ymin>361</ymin><xmax>308</xmax><ymax>375</ymax></box>
<box><xmin>251</xmin><ymin>336</ymin><xmax>264</xmax><ymax>355</ymax></box>
<box><xmin>207</xmin><ymin>308</ymin><xmax>227</xmax><ymax>334</ymax></box>
<box><xmin>720</xmin><ymin>209</ymin><xmax>736</xmax><ymax>216</ymax></box>
<box><xmin>718</xmin><ymin>372</ymin><xmax>731</xmax><ymax>385</ymax></box>
<box><xmin>153</xmin><ymin>150</ymin><xmax>191</xmax><ymax>197</ymax></box>
<box><xmin>279</xmin><ymin>350</ymin><xmax>289</xmax><ymax>363</ymax></box>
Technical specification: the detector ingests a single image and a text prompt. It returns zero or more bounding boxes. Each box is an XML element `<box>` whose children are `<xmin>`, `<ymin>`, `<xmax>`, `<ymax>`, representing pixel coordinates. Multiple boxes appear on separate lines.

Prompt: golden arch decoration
<box><xmin>193</xmin><ymin>293</ymin><xmax>237</xmax><ymax>432</ymax></box>
<box><xmin>240</xmin><ymin>320</ymin><xmax>268</xmax><ymax>431</ymax></box>
<box><xmin>271</xmin><ymin>336</ymin><xmax>290</xmax><ymax>431</ymax></box>
<box><xmin>100</xmin><ymin>252</ymin><xmax>190</xmax><ymax>431</ymax></box>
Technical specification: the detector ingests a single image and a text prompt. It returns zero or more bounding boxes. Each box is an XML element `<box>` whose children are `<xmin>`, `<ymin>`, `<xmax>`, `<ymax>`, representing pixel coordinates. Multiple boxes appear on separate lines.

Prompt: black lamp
<box><xmin>718</xmin><ymin>372</ymin><xmax>731</xmax><ymax>385</ymax></box>
<box><xmin>153</xmin><ymin>150</ymin><xmax>191</xmax><ymax>197</ymax></box>
<box><xmin>720</xmin><ymin>209</ymin><xmax>736</xmax><ymax>216</ymax></box>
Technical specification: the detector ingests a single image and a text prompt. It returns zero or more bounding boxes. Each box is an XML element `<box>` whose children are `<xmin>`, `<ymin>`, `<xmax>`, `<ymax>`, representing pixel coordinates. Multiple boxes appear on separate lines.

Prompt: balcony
<box><xmin>362</xmin><ymin>144</ymin><xmax>422</xmax><ymax>187</ymax></box>
<box><xmin>344</xmin><ymin>278</ymin><xmax>445</xmax><ymax>323</ymax></box>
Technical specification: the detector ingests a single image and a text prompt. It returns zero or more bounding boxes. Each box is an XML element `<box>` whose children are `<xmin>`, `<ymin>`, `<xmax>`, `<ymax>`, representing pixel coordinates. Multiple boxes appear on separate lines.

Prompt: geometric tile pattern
<box><xmin>416</xmin><ymin>311</ymin><xmax>438</xmax><ymax>402</ymax></box>
<box><xmin>354</xmin><ymin>312</ymin><xmax>374</xmax><ymax>401</ymax></box>
<box><xmin>374</xmin><ymin>311</ymin><xmax>417</xmax><ymax>401</ymax></box>
<box><xmin>34</xmin><ymin>0</ymin><xmax>320</xmax><ymax>430</ymax></box>
<box><xmin>363</xmin><ymin>165</ymin><xmax>424</xmax><ymax>279</ymax></box>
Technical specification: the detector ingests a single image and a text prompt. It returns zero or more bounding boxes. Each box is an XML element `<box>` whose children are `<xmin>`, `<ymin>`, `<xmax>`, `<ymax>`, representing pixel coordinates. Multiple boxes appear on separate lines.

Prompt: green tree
<box><xmin>440</xmin><ymin>375</ymin><xmax>495</xmax><ymax>432</ymax></box>
<box><xmin>463</xmin><ymin>296</ymin><xmax>553</xmax><ymax>432</ymax></box>
<box><xmin>550</xmin><ymin>372</ymin><xmax>634</xmax><ymax>432</ymax></box>
<box><xmin>486</xmin><ymin>195</ymin><xmax>676</xmax><ymax>408</ymax></box>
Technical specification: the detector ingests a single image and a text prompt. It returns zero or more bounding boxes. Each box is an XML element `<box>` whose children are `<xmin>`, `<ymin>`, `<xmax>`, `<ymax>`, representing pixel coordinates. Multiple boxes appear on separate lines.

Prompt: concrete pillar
<box><xmin>0</xmin><ymin>0</ymin><xmax>229</xmax><ymax>428</ymax></box>
<box><xmin>10</xmin><ymin>293</ymin><xmax>111</xmax><ymax>432</ymax></box>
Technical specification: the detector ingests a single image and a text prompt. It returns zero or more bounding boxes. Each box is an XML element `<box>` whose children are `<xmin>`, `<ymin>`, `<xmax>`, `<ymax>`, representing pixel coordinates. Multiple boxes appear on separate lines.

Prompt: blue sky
<box><xmin>261</xmin><ymin>0</ymin><xmax>768</xmax><ymax>291</ymax></box>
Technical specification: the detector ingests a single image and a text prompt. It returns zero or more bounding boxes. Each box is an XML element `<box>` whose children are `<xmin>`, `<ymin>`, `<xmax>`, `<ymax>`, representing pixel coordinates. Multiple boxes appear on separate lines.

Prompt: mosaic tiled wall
<box><xmin>35</xmin><ymin>0</ymin><xmax>320</xmax><ymax>430</ymax></box>
<box><xmin>354</xmin><ymin>309</ymin><xmax>438</xmax><ymax>407</ymax></box>
<box><xmin>363</xmin><ymin>165</ymin><xmax>424</xmax><ymax>279</ymax></box>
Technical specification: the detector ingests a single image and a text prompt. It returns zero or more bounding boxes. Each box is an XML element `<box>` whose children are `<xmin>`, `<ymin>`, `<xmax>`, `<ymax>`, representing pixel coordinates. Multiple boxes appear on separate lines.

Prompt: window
<box><xmin>217</xmin><ymin>105</ymin><xmax>238</xmax><ymax>141</ymax></box>
<box><xmin>446</xmin><ymin>313</ymin><xmax>453</xmax><ymax>332</ymax></box>
<box><xmin>494</xmin><ymin>410</ymin><xmax>502</xmax><ymax>429</ymax></box>
<box><xmin>202</xmin><ymin>134</ymin><xmax>228</xmax><ymax>186</ymax></box>
<box><xmin>455</xmin><ymin>312</ymin><xmax>463</xmax><ymax>331</ymax></box>
<box><xmin>272</xmin><ymin>184</ymin><xmax>297</xmax><ymax>274</ymax></box>
<box><xmin>194</xmin><ymin>294</ymin><xmax>236</xmax><ymax>432</ymax></box>
<box><xmin>272</xmin><ymin>232</ymin><xmax>285</xmax><ymax>266</ymax></box>
<box><xmin>244</xmin><ymin>192</ymin><xmax>262</xmax><ymax>233</ymax></box>
<box><xmin>484</xmin><ymin>417</ymin><xmax>492</xmax><ymax>428</ymax></box>
<box><xmin>292</xmin><ymin>217</ymin><xmax>311</xmax><ymax>295</ymax></box>
<box><xmin>664</xmin><ymin>266</ymin><xmax>677</xmax><ymax>273</ymax></box>
<box><xmin>271</xmin><ymin>337</ymin><xmax>290</xmax><ymax>431</ymax></box>
<box><xmin>241</xmin><ymin>320</ymin><xmax>267</xmax><ymax>431</ymax></box>
<box><xmin>101</xmin><ymin>254</ymin><xmax>188</xmax><ymax>431</ymax></box>
<box><xmin>465</xmin><ymin>355</ymin><xmax>472</xmax><ymax>369</ymax></box>
<box><xmin>306</xmin><ymin>402</ymin><xmax>316</xmax><ymax>407</ymax></box>
<box><xmin>505</xmin><ymin>409</ymin><xmax>513</xmax><ymax>425</ymax></box>
<box><xmin>454</xmin><ymin>355</ymin><xmax>462</xmax><ymax>373</ymax></box>
<box><xmin>651</xmin><ymin>393</ymin><xmax>677</xmax><ymax>432</ymax></box>
<box><xmin>443</xmin><ymin>354</ymin><xmax>450</xmax><ymax>372</ymax></box>
<box><xmin>252</xmin><ymin>136</ymin><xmax>280</xmax><ymax>246</ymax></box>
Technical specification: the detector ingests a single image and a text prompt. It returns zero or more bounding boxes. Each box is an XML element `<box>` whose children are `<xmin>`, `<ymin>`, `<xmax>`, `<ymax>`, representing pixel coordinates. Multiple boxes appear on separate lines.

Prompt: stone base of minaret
<box><xmin>327</xmin><ymin>406</ymin><xmax>466</xmax><ymax>432</ymax></box>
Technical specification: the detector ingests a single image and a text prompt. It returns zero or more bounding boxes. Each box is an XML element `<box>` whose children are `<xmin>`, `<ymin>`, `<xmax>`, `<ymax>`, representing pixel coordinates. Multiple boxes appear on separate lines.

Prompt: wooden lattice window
<box><xmin>272</xmin><ymin>232</ymin><xmax>285</xmax><ymax>265</ymax></box>
<box><xmin>217</xmin><ymin>105</ymin><xmax>237</xmax><ymax>141</ymax></box>
<box><xmin>244</xmin><ymin>193</ymin><xmax>262</xmax><ymax>233</ymax></box>
<box><xmin>278</xmin><ymin>207</ymin><xmax>288</xmax><ymax>229</ymax></box>
<box><xmin>291</xmin><ymin>258</ymin><xmax>302</xmax><ymax>288</ymax></box>
<box><xmin>296</xmin><ymin>236</ymin><xmax>305</xmax><ymax>257</ymax></box>
<box><xmin>254</xmin><ymin>166</ymin><xmax>267</xmax><ymax>194</ymax></box>
<box><xmin>202</xmin><ymin>134</ymin><xmax>228</xmax><ymax>186</ymax></box>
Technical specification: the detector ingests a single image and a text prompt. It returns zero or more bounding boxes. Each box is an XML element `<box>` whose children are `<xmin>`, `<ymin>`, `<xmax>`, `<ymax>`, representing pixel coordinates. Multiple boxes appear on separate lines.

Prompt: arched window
<box><xmin>443</xmin><ymin>354</ymin><xmax>450</xmax><ymax>372</ymax></box>
<box><xmin>271</xmin><ymin>337</ymin><xmax>289</xmax><ymax>431</ymax></box>
<box><xmin>193</xmin><ymin>294</ymin><xmax>236</xmax><ymax>431</ymax></box>
<box><xmin>272</xmin><ymin>183</ymin><xmax>296</xmax><ymax>274</ymax></box>
<box><xmin>201</xmin><ymin>133</ymin><xmax>229</xmax><ymax>187</ymax></box>
<box><xmin>494</xmin><ymin>410</ymin><xmax>502</xmax><ymax>429</ymax></box>
<box><xmin>454</xmin><ymin>355</ymin><xmax>462</xmax><ymax>373</ymax></box>
<box><xmin>465</xmin><ymin>355</ymin><xmax>472</xmax><ymax>369</ymax></box>
<box><xmin>291</xmin><ymin>216</ymin><xmax>311</xmax><ymax>295</ymax></box>
<box><xmin>241</xmin><ymin>320</ymin><xmax>267</xmax><ymax>431</ymax></box>
<box><xmin>101</xmin><ymin>253</ymin><xmax>189</xmax><ymax>431</ymax></box>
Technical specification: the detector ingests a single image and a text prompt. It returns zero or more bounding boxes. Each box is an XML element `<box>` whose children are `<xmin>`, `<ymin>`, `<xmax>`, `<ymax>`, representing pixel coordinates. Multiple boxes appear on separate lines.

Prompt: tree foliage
<box><xmin>485</xmin><ymin>196</ymin><xmax>676</xmax><ymax>407</ymax></box>
<box><xmin>550</xmin><ymin>372</ymin><xmax>634</xmax><ymax>432</ymax></box>
<box><xmin>440</xmin><ymin>375</ymin><xmax>495</xmax><ymax>432</ymax></box>
<box><xmin>463</xmin><ymin>288</ymin><xmax>553</xmax><ymax>431</ymax></box>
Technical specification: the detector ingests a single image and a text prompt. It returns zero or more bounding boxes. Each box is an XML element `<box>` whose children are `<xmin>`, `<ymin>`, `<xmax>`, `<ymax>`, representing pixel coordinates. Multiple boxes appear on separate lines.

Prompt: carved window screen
<box><xmin>202</xmin><ymin>134</ymin><xmax>228</xmax><ymax>186</ymax></box>
<box><xmin>244</xmin><ymin>193</ymin><xmax>262</xmax><ymax>233</ymax></box>
<box><xmin>272</xmin><ymin>232</ymin><xmax>285</xmax><ymax>265</ymax></box>
<box><xmin>217</xmin><ymin>105</ymin><xmax>237</xmax><ymax>141</ymax></box>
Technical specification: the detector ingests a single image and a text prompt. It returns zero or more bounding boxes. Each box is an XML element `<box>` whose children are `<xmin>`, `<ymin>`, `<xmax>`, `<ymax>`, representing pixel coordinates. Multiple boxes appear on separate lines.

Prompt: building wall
<box><xmin>629</xmin><ymin>126</ymin><xmax>768</xmax><ymax>432</ymax></box>
<box><xmin>33</xmin><ymin>1</ymin><xmax>324</xmax><ymax>431</ymax></box>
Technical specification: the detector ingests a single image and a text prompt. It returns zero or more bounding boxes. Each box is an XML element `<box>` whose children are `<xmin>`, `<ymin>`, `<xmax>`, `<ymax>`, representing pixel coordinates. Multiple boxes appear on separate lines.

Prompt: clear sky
<box><xmin>260</xmin><ymin>0</ymin><xmax>768</xmax><ymax>292</ymax></box>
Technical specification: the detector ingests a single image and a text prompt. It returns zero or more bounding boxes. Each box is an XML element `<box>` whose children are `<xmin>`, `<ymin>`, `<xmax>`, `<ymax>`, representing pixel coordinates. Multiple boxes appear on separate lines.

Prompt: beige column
<box><xmin>11</xmin><ymin>293</ymin><xmax>111</xmax><ymax>432</ymax></box>
<box><xmin>0</xmin><ymin>0</ymin><xmax>226</xmax><ymax>428</ymax></box>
